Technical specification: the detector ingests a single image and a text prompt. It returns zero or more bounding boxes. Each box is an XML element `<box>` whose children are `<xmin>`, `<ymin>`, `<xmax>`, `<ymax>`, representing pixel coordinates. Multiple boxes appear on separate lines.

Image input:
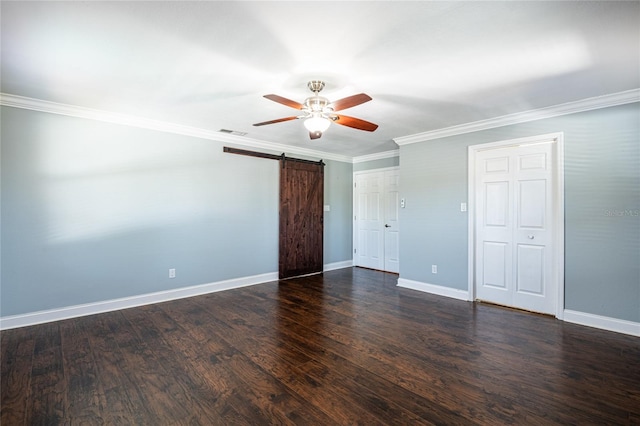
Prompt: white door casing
<box><xmin>354</xmin><ymin>168</ymin><xmax>400</xmax><ymax>273</ymax></box>
<box><xmin>468</xmin><ymin>133</ymin><xmax>564</xmax><ymax>318</ymax></box>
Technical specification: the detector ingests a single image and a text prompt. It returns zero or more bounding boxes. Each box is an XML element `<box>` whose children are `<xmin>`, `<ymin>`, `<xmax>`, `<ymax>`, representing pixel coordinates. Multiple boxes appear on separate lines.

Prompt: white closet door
<box><xmin>354</xmin><ymin>169</ymin><xmax>400</xmax><ymax>273</ymax></box>
<box><xmin>355</xmin><ymin>172</ymin><xmax>384</xmax><ymax>270</ymax></box>
<box><xmin>384</xmin><ymin>170</ymin><xmax>400</xmax><ymax>273</ymax></box>
<box><xmin>475</xmin><ymin>142</ymin><xmax>555</xmax><ymax>314</ymax></box>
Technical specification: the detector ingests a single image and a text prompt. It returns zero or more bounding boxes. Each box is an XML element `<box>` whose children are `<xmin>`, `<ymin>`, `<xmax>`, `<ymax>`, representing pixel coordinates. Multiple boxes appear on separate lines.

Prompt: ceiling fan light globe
<box><xmin>304</xmin><ymin>116</ymin><xmax>331</xmax><ymax>133</ymax></box>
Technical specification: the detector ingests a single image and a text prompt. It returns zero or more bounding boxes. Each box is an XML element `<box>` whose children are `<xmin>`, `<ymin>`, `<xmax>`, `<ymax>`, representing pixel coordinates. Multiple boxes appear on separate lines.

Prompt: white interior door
<box><xmin>475</xmin><ymin>142</ymin><xmax>556</xmax><ymax>314</ymax></box>
<box><xmin>354</xmin><ymin>168</ymin><xmax>400</xmax><ymax>272</ymax></box>
<box><xmin>355</xmin><ymin>172</ymin><xmax>384</xmax><ymax>269</ymax></box>
<box><xmin>383</xmin><ymin>170</ymin><xmax>400</xmax><ymax>273</ymax></box>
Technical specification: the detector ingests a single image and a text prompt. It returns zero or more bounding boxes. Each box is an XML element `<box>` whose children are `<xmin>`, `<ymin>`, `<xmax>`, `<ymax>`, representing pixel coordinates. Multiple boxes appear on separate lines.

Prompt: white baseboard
<box><xmin>397</xmin><ymin>278</ymin><xmax>470</xmax><ymax>301</ymax></box>
<box><xmin>0</xmin><ymin>260</ymin><xmax>357</xmax><ymax>330</ymax></box>
<box><xmin>6</xmin><ymin>268</ymin><xmax>636</xmax><ymax>339</ymax></box>
<box><xmin>0</xmin><ymin>271</ymin><xmax>278</xmax><ymax>330</ymax></box>
<box><xmin>324</xmin><ymin>260</ymin><xmax>354</xmax><ymax>271</ymax></box>
<box><xmin>395</xmin><ymin>278</ymin><xmax>639</xmax><ymax>337</ymax></box>
<box><xmin>563</xmin><ymin>309</ymin><xmax>640</xmax><ymax>337</ymax></box>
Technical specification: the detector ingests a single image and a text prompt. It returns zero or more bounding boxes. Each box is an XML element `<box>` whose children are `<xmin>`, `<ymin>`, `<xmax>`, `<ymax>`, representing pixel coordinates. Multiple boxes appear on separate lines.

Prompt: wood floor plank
<box><xmin>249</xmin><ymin>279</ymin><xmax>525</xmax><ymax>423</ymax></box>
<box><xmin>1</xmin><ymin>267</ymin><xmax>639</xmax><ymax>424</ymax></box>
<box><xmin>88</xmin><ymin>312</ymin><xmax>156</xmax><ymax>425</ymax></box>
<box><xmin>101</xmin><ymin>311</ymin><xmax>192</xmax><ymax>424</ymax></box>
<box><xmin>256</xmin><ymin>270</ymin><xmax>640</xmax><ymax>424</ymax></box>
<box><xmin>59</xmin><ymin>317</ymin><xmax>109</xmax><ymax>425</ymax></box>
<box><xmin>122</xmin><ymin>303</ymin><xmax>252</xmax><ymax>424</ymax></box>
<box><xmin>27</xmin><ymin>322</ymin><xmax>65</xmax><ymax>425</ymax></box>
<box><xmin>165</xmin><ymin>296</ymin><xmax>336</xmax><ymax>424</ymax></box>
<box><xmin>1</xmin><ymin>327</ymin><xmax>35</xmax><ymax>426</ymax></box>
<box><xmin>166</xmin><ymin>296</ymin><xmax>336</xmax><ymax>425</ymax></box>
<box><xmin>211</xmin><ymin>285</ymin><xmax>469</xmax><ymax>425</ymax></box>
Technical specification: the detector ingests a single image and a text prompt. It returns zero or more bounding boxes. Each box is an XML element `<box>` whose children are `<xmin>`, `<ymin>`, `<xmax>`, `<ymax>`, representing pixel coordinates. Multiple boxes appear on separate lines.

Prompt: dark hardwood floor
<box><xmin>2</xmin><ymin>267</ymin><xmax>639</xmax><ymax>425</ymax></box>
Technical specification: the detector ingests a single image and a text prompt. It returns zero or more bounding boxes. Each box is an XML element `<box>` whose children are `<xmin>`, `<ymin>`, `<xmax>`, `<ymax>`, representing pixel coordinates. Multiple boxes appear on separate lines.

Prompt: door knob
<box><xmin>528</xmin><ymin>235</ymin><xmax>534</xmax><ymax>239</ymax></box>
<box><xmin>385</xmin><ymin>224</ymin><xmax>391</xmax><ymax>228</ymax></box>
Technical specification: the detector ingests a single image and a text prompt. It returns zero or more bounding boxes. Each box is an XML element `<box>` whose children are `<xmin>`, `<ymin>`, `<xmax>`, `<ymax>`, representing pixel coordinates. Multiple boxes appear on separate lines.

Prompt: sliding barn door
<box><xmin>279</xmin><ymin>159</ymin><xmax>324</xmax><ymax>279</ymax></box>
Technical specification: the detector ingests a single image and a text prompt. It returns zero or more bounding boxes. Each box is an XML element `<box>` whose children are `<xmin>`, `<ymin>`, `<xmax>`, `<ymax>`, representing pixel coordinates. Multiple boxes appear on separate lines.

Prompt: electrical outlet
<box><xmin>169</xmin><ymin>268</ymin><xmax>176</xmax><ymax>278</ymax></box>
<box><xmin>431</xmin><ymin>265</ymin><xmax>438</xmax><ymax>274</ymax></box>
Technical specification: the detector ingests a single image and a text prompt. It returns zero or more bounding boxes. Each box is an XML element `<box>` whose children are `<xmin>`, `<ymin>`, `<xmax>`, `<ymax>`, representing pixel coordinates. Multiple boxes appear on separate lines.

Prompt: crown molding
<box><xmin>5</xmin><ymin>89</ymin><xmax>638</xmax><ymax>159</ymax></box>
<box><xmin>0</xmin><ymin>93</ymin><xmax>353</xmax><ymax>163</ymax></box>
<box><xmin>394</xmin><ymin>88</ymin><xmax>640</xmax><ymax>146</ymax></box>
<box><xmin>352</xmin><ymin>149</ymin><xmax>399</xmax><ymax>163</ymax></box>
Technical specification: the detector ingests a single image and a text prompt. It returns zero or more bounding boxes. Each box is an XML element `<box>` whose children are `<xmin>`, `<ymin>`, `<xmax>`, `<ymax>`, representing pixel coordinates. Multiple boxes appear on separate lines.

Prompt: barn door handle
<box><xmin>385</xmin><ymin>224</ymin><xmax>391</xmax><ymax>228</ymax></box>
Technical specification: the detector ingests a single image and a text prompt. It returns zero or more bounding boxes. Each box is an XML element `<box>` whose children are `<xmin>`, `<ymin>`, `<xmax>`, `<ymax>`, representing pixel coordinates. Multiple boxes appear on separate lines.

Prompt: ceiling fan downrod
<box><xmin>303</xmin><ymin>81</ymin><xmax>331</xmax><ymax>115</ymax></box>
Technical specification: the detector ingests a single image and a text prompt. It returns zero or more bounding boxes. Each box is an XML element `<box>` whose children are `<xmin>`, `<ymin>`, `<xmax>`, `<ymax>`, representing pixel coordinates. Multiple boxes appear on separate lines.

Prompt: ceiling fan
<box><xmin>253</xmin><ymin>80</ymin><xmax>378</xmax><ymax>140</ymax></box>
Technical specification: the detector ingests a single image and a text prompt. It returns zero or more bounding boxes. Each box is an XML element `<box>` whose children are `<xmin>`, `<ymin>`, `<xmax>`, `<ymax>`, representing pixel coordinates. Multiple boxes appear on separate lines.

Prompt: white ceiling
<box><xmin>2</xmin><ymin>1</ymin><xmax>639</xmax><ymax>158</ymax></box>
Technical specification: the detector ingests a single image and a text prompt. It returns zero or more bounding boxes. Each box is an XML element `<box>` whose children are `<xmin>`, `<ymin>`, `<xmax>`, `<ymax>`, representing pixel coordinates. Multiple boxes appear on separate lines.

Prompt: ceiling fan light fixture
<box><xmin>254</xmin><ymin>80</ymin><xmax>377</xmax><ymax>139</ymax></box>
<box><xmin>303</xmin><ymin>115</ymin><xmax>331</xmax><ymax>133</ymax></box>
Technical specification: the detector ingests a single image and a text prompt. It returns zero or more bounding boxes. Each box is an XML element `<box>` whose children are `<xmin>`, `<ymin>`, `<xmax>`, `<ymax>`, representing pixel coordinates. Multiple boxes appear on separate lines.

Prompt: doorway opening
<box><xmin>353</xmin><ymin>167</ymin><xmax>400</xmax><ymax>273</ymax></box>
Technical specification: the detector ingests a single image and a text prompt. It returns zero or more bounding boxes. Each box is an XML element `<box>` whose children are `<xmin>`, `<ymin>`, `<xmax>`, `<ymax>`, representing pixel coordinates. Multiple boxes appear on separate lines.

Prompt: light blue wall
<box><xmin>0</xmin><ymin>106</ymin><xmax>354</xmax><ymax>317</ymax></box>
<box><xmin>4</xmin><ymin>103</ymin><xmax>638</xmax><ymax>323</ymax></box>
<box><xmin>399</xmin><ymin>102</ymin><xmax>640</xmax><ymax>322</ymax></box>
<box><xmin>324</xmin><ymin>160</ymin><xmax>353</xmax><ymax>263</ymax></box>
<box><xmin>353</xmin><ymin>156</ymin><xmax>399</xmax><ymax>172</ymax></box>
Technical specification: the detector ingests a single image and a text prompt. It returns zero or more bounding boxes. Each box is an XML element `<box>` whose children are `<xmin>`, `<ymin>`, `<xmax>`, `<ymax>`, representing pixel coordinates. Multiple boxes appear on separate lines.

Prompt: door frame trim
<box><xmin>353</xmin><ymin>167</ymin><xmax>400</xmax><ymax>270</ymax></box>
<box><xmin>467</xmin><ymin>132</ymin><xmax>565</xmax><ymax>319</ymax></box>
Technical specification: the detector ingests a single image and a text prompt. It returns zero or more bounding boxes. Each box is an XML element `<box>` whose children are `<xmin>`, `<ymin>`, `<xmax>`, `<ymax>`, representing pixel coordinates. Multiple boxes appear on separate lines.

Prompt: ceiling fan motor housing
<box><xmin>303</xmin><ymin>96</ymin><xmax>333</xmax><ymax>115</ymax></box>
<box><xmin>307</xmin><ymin>80</ymin><xmax>325</xmax><ymax>94</ymax></box>
<box><xmin>303</xmin><ymin>81</ymin><xmax>334</xmax><ymax>118</ymax></box>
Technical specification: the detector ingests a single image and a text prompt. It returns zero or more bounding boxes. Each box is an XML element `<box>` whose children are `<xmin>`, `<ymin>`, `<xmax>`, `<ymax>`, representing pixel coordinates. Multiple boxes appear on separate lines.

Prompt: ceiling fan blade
<box><xmin>253</xmin><ymin>116</ymin><xmax>299</xmax><ymax>126</ymax></box>
<box><xmin>263</xmin><ymin>94</ymin><xmax>304</xmax><ymax>110</ymax></box>
<box><xmin>333</xmin><ymin>114</ymin><xmax>378</xmax><ymax>132</ymax></box>
<box><xmin>309</xmin><ymin>131</ymin><xmax>322</xmax><ymax>140</ymax></box>
<box><xmin>331</xmin><ymin>93</ymin><xmax>372</xmax><ymax>111</ymax></box>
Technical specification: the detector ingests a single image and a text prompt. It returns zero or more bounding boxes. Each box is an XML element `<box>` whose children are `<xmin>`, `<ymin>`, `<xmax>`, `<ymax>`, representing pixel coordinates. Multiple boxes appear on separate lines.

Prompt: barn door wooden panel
<box><xmin>279</xmin><ymin>159</ymin><xmax>324</xmax><ymax>279</ymax></box>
